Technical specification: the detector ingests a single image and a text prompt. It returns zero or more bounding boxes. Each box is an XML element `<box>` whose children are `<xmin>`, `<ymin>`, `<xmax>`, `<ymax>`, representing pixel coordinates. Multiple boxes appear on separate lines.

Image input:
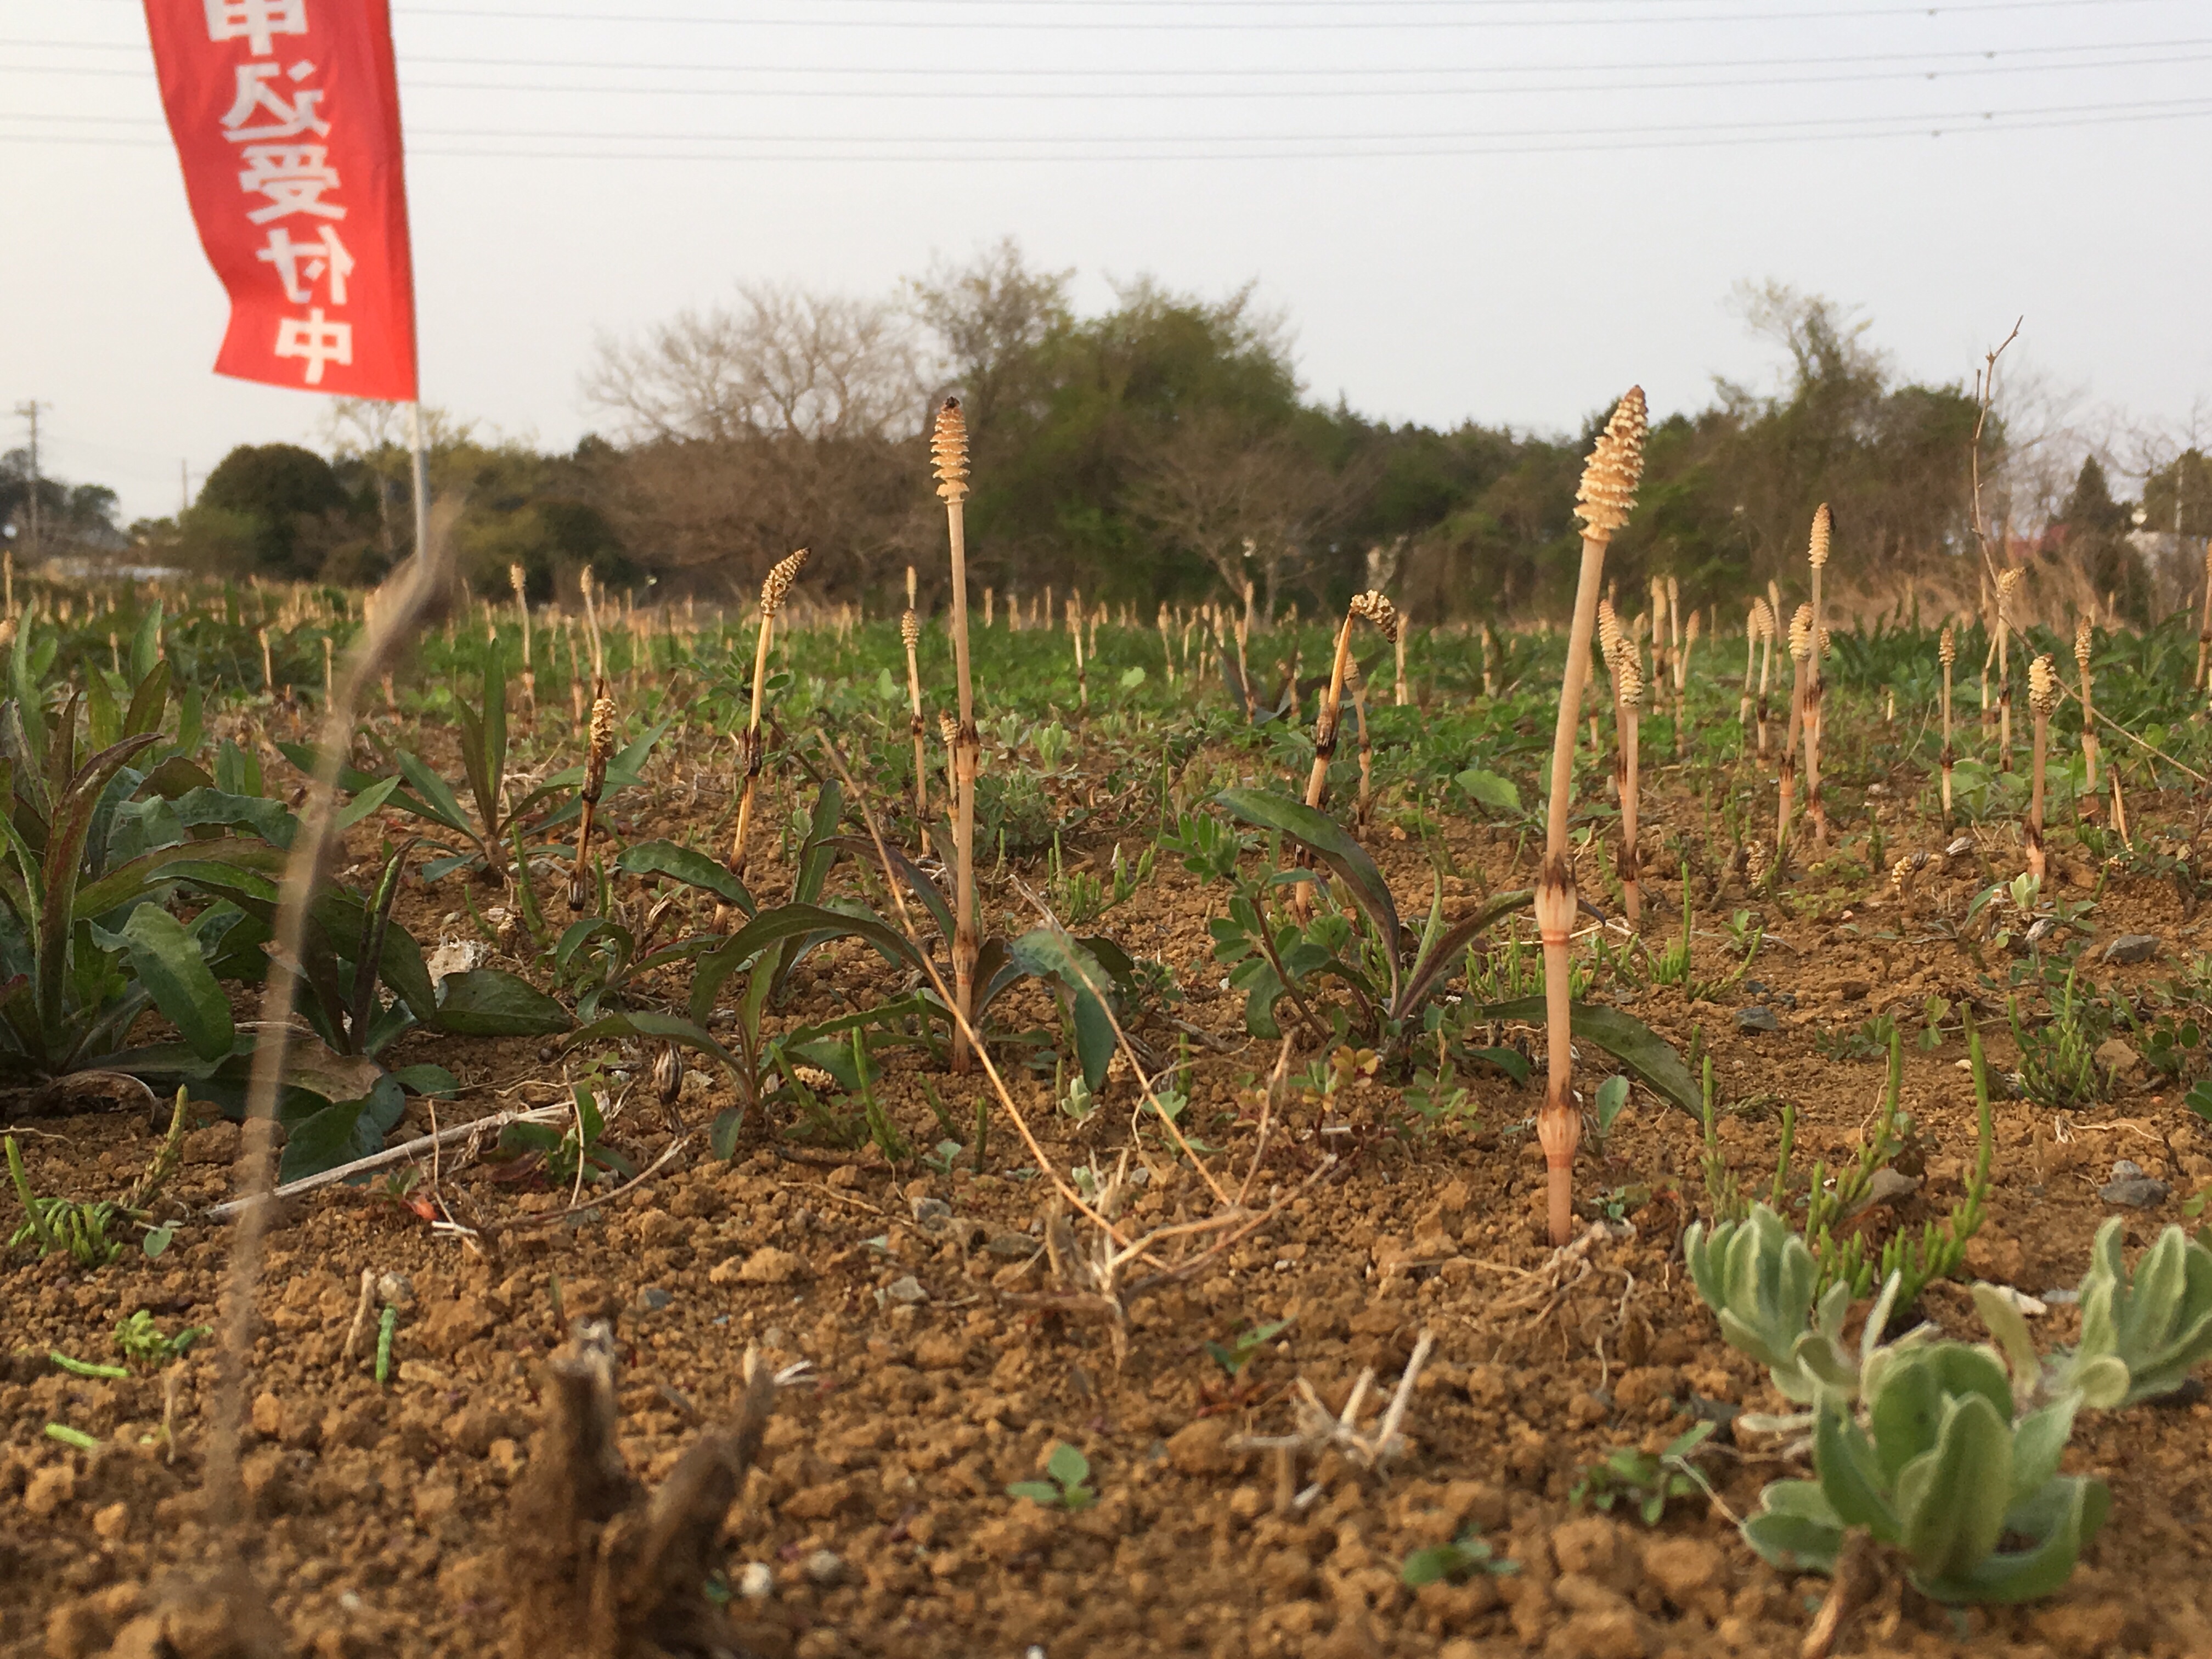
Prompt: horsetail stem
<box><xmin>1539</xmin><ymin>385</ymin><xmax>1646</xmax><ymax>1248</ymax></box>
<box><xmin>729</xmin><ymin>548</ymin><xmax>808</xmax><ymax>879</ymax></box>
<box><xmin>2028</xmin><ymin>653</ymin><xmax>2058</xmax><ymax>882</ymax></box>
<box><xmin>932</xmin><ymin>398</ymin><xmax>982</xmax><ymax>1072</ymax></box>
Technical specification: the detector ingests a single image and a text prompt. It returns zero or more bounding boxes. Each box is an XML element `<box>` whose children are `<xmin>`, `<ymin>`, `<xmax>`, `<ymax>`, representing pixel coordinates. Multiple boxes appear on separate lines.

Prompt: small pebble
<box><xmin>884</xmin><ymin>1275</ymin><xmax>927</xmax><ymax>1306</ymax></box>
<box><xmin>2099</xmin><ymin>1159</ymin><xmax>2168</xmax><ymax>1209</ymax></box>
<box><xmin>637</xmin><ymin>1286</ymin><xmax>673</xmax><ymax>1313</ymax></box>
<box><xmin>737</xmin><ymin>1562</ymin><xmax>775</xmax><ymax>1600</ymax></box>
<box><xmin>2103</xmin><ymin>934</ymin><xmax>2162</xmax><ymax>966</ymax></box>
<box><xmin>802</xmin><ymin>1548</ymin><xmax>844</xmax><ymax>1588</ymax></box>
<box><xmin>911</xmin><ymin>1196</ymin><xmax>952</xmax><ymax>1229</ymax></box>
<box><xmin>376</xmin><ymin>1272</ymin><xmax>414</xmax><ymax>1309</ymax></box>
<box><xmin>1736</xmin><ymin>1007</ymin><xmax>1779</xmax><ymax>1034</ymax></box>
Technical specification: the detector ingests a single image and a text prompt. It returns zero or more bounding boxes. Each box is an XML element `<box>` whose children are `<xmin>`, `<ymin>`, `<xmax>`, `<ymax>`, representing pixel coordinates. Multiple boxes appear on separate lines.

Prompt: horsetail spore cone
<box><xmin>1780</xmin><ymin>603</ymin><xmax>1812</xmax><ymax>861</ymax></box>
<box><xmin>934</xmin><ymin>398</ymin><xmax>983</xmax><ymax>1071</ymax></box>
<box><xmin>1301</xmin><ymin>590</ymin><xmax>1398</xmax><ymax>813</ymax></box>
<box><xmin>1939</xmin><ymin>623</ymin><xmax>1957</xmax><ymax>821</ymax></box>
<box><xmin>2028</xmin><ymin>653</ymin><xmax>2058</xmax><ymax>882</ymax></box>
<box><xmin>1539</xmin><ymin>385</ymin><xmax>1646</xmax><ymax>1248</ymax></box>
<box><xmin>1804</xmin><ymin>505</ymin><xmax>1831</xmax><ymax>844</ymax></box>
<box><xmin>1996</xmin><ymin>567</ymin><xmax>2022</xmax><ymax>769</ymax></box>
<box><xmin>1753</xmin><ymin>597</ymin><xmax>1776</xmax><ymax>757</ymax></box>
<box><xmin>729</xmin><ymin>547</ymin><xmax>809</xmax><ymax>878</ymax></box>
<box><xmin>2075</xmin><ymin>618</ymin><xmax>2098</xmax><ymax>791</ymax></box>
<box><xmin>1611</xmin><ymin>639</ymin><xmax>1645</xmax><ymax>925</ymax></box>
<box><xmin>570</xmin><ymin>679</ymin><xmax>616</xmax><ymax>911</ymax></box>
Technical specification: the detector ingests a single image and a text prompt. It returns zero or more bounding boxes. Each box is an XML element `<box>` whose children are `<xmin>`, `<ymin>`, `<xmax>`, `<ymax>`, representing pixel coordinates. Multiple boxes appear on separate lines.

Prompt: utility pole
<box><xmin>180</xmin><ymin>459</ymin><xmax>191</xmax><ymax>517</ymax></box>
<box><xmin>13</xmin><ymin>400</ymin><xmax>47</xmax><ymax>561</ymax></box>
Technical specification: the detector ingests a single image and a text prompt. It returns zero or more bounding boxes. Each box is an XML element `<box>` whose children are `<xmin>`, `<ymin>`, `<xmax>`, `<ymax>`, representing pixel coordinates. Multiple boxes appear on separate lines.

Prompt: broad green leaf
<box><xmin>1454</xmin><ymin>768</ymin><xmax>1521</xmax><ymax>814</ymax></box>
<box><xmin>1896</xmin><ymin>1393</ymin><xmax>2012</xmax><ymax>1585</ymax></box>
<box><xmin>566</xmin><ymin>1011</ymin><xmax>739</xmax><ymax>1076</ymax></box>
<box><xmin>1213</xmin><ymin>788</ymin><xmax>1400</xmax><ymax>978</ymax></box>
<box><xmin>278</xmin><ymin>1077</ymin><xmax>407</xmax><ymax>1183</ymax></box>
<box><xmin>1007</xmin><ymin>927</ymin><xmax>1118</xmax><ymax>1091</ymax></box>
<box><xmin>432</xmin><ymin>968</ymin><xmax>573</xmax><ymax>1036</ymax></box>
<box><xmin>1471</xmin><ymin>995</ymin><xmax>1701</xmax><ymax>1120</ymax></box>
<box><xmin>106</xmin><ymin>906</ymin><xmax>233</xmax><ymax>1063</ymax></box>
<box><xmin>617</xmin><ymin>840</ymin><xmax>755</xmax><ymax>911</ymax></box>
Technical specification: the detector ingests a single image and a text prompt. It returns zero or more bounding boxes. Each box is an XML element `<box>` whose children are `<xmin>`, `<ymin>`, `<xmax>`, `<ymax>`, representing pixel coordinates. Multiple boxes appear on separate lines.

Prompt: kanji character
<box><xmin>204</xmin><ymin>0</ymin><xmax>308</xmax><ymax>58</ymax></box>
<box><xmin>221</xmin><ymin>63</ymin><xmax>328</xmax><ymax>142</ymax></box>
<box><xmin>255</xmin><ymin>224</ymin><xmax>352</xmax><ymax>304</ymax></box>
<box><xmin>236</xmin><ymin>144</ymin><xmax>345</xmax><ymax>223</ymax></box>
<box><xmin>273</xmin><ymin>308</ymin><xmax>351</xmax><ymax>385</ymax></box>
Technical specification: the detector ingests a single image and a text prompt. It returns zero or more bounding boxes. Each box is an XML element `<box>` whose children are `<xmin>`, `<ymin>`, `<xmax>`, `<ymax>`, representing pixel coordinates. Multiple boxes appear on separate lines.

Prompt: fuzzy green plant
<box><xmin>2069</xmin><ymin>1217</ymin><xmax>2212</xmax><ymax>1406</ymax></box>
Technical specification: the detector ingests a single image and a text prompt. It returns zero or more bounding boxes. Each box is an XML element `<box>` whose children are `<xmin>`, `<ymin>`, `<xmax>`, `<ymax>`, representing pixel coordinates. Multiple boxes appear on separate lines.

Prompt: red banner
<box><xmin>144</xmin><ymin>1</ymin><xmax>418</xmax><ymax>400</ymax></box>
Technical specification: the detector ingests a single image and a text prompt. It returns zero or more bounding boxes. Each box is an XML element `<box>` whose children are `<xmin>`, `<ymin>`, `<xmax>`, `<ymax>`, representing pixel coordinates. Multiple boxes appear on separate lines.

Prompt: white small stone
<box><xmin>737</xmin><ymin>1562</ymin><xmax>775</xmax><ymax>1600</ymax></box>
<box><xmin>802</xmin><ymin>1548</ymin><xmax>844</xmax><ymax>1587</ymax></box>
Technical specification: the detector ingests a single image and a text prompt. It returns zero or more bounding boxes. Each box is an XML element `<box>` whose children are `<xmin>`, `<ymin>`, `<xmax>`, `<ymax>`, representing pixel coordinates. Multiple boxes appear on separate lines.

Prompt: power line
<box><xmin>386</xmin><ymin>0</ymin><xmax>2171</xmax><ymax>27</ymax></box>
<box><xmin>5</xmin><ymin>93</ymin><xmax>2205</xmax><ymax>158</ymax></box>
<box><xmin>10</xmin><ymin>33</ymin><xmax>2205</xmax><ymax>77</ymax></box>
<box><xmin>7</xmin><ymin>90</ymin><xmax>2205</xmax><ymax>143</ymax></box>
<box><xmin>11</xmin><ymin>45</ymin><xmax>2210</xmax><ymax>99</ymax></box>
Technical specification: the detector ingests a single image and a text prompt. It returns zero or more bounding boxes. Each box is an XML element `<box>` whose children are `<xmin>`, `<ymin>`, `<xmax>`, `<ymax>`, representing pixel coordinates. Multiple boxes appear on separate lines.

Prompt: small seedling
<box><xmin>1593</xmin><ymin>1074</ymin><xmax>1630</xmax><ymax>1142</ymax></box>
<box><xmin>1401</xmin><ymin>1533</ymin><xmax>1520</xmax><ymax>1588</ymax></box>
<box><xmin>1007</xmin><ymin>1442</ymin><xmax>1096</xmax><ymax>1510</ymax></box>
<box><xmin>1204</xmin><ymin>1318</ymin><xmax>1291</xmax><ymax>1378</ymax></box>
<box><xmin>921</xmin><ymin>1138</ymin><xmax>965</xmax><ymax>1176</ymax></box>
<box><xmin>44</xmin><ymin>1424</ymin><xmax>100</xmax><ymax>1452</ymax></box>
<box><xmin>113</xmin><ymin>1310</ymin><xmax>210</xmax><ymax>1369</ymax></box>
<box><xmin>376</xmin><ymin>1304</ymin><xmax>398</xmax><ymax>1385</ymax></box>
<box><xmin>1570</xmin><ymin>1421</ymin><xmax>1716</xmax><ymax>1526</ymax></box>
<box><xmin>51</xmin><ymin>1351</ymin><xmax>129</xmax><ymax>1380</ymax></box>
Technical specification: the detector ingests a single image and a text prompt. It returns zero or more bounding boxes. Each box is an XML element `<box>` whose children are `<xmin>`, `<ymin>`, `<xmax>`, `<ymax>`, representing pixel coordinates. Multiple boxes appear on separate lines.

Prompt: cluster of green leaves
<box><xmin>1705</xmin><ymin>1022</ymin><xmax>1991</xmax><ymax>1311</ymax></box>
<box><xmin>1007</xmin><ymin>1443</ymin><xmax>1096</xmax><ymax>1511</ymax></box>
<box><xmin>1570</xmin><ymin>1423</ymin><xmax>1717</xmax><ymax>1526</ymax></box>
<box><xmin>1692</xmin><ymin>1189</ymin><xmax>2212</xmax><ymax>1606</ymax></box>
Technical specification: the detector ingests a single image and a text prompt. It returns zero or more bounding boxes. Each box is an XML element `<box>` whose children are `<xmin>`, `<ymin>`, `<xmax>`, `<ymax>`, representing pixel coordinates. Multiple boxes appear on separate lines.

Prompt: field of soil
<box><xmin>8</xmin><ymin>747</ymin><xmax>2212</xmax><ymax>1659</ymax></box>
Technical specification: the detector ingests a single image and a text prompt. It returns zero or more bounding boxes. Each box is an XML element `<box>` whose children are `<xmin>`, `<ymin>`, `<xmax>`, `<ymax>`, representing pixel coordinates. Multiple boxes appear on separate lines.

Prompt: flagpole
<box><xmin>408</xmin><ymin>400</ymin><xmax>429</xmax><ymax>567</ymax></box>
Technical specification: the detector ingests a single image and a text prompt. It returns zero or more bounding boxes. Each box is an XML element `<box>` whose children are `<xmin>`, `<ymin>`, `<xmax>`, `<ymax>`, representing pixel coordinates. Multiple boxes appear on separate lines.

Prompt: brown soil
<box><xmin>8</xmin><ymin>776</ymin><xmax>2212</xmax><ymax>1659</ymax></box>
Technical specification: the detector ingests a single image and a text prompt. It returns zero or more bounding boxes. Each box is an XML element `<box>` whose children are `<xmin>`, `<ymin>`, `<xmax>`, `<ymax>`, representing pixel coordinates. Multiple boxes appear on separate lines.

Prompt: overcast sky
<box><xmin>3</xmin><ymin>0</ymin><xmax>2209</xmax><ymax>523</ymax></box>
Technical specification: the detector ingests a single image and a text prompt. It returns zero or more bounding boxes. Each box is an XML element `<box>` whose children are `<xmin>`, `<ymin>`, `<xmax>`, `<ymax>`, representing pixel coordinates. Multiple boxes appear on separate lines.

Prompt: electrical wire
<box><xmin>3</xmin><ymin>93</ymin><xmax>2205</xmax><ymax>160</ymax></box>
<box><xmin>8</xmin><ymin>44</ymin><xmax>2210</xmax><ymax>99</ymax></box>
<box><xmin>9</xmin><ymin>32</ymin><xmax>2206</xmax><ymax>77</ymax></box>
<box><xmin>382</xmin><ymin>0</ymin><xmax>2176</xmax><ymax>29</ymax></box>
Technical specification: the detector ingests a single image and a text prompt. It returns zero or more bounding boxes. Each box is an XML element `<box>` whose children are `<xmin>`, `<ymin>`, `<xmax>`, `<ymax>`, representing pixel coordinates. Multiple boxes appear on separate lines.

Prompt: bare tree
<box><xmin>1129</xmin><ymin>411</ymin><xmax>1347</xmax><ymax>619</ymax></box>
<box><xmin>584</xmin><ymin>283</ymin><xmax>922</xmax><ymax>445</ymax></box>
<box><xmin>905</xmin><ymin>236</ymin><xmax>1074</xmax><ymax>433</ymax></box>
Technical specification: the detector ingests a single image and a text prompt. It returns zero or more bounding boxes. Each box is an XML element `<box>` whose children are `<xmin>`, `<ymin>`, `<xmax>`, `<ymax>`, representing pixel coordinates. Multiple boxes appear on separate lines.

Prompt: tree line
<box><xmin>50</xmin><ymin>241</ymin><xmax>2212</xmax><ymax>623</ymax></box>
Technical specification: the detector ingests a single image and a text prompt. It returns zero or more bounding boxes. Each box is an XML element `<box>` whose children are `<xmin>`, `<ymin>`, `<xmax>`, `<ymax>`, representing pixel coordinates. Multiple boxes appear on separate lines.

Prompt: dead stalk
<box><xmin>1539</xmin><ymin>386</ymin><xmax>1646</xmax><ymax>1247</ymax></box>
<box><xmin>1753</xmin><ymin>597</ymin><xmax>1775</xmax><ymax>756</ymax></box>
<box><xmin>1346</xmin><ymin>655</ymin><xmax>1374</xmax><ymax>829</ymax></box>
<box><xmin>205</xmin><ymin>504</ymin><xmax>461</xmax><ymax>1576</ymax></box>
<box><xmin>902</xmin><ymin>568</ymin><xmax>929</xmax><ymax>853</ymax></box>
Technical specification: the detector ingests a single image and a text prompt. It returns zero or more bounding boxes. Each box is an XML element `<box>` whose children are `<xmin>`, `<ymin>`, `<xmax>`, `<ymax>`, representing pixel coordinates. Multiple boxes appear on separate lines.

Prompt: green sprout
<box><xmin>1007</xmin><ymin>1443</ymin><xmax>1096</xmax><ymax>1511</ymax></box>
